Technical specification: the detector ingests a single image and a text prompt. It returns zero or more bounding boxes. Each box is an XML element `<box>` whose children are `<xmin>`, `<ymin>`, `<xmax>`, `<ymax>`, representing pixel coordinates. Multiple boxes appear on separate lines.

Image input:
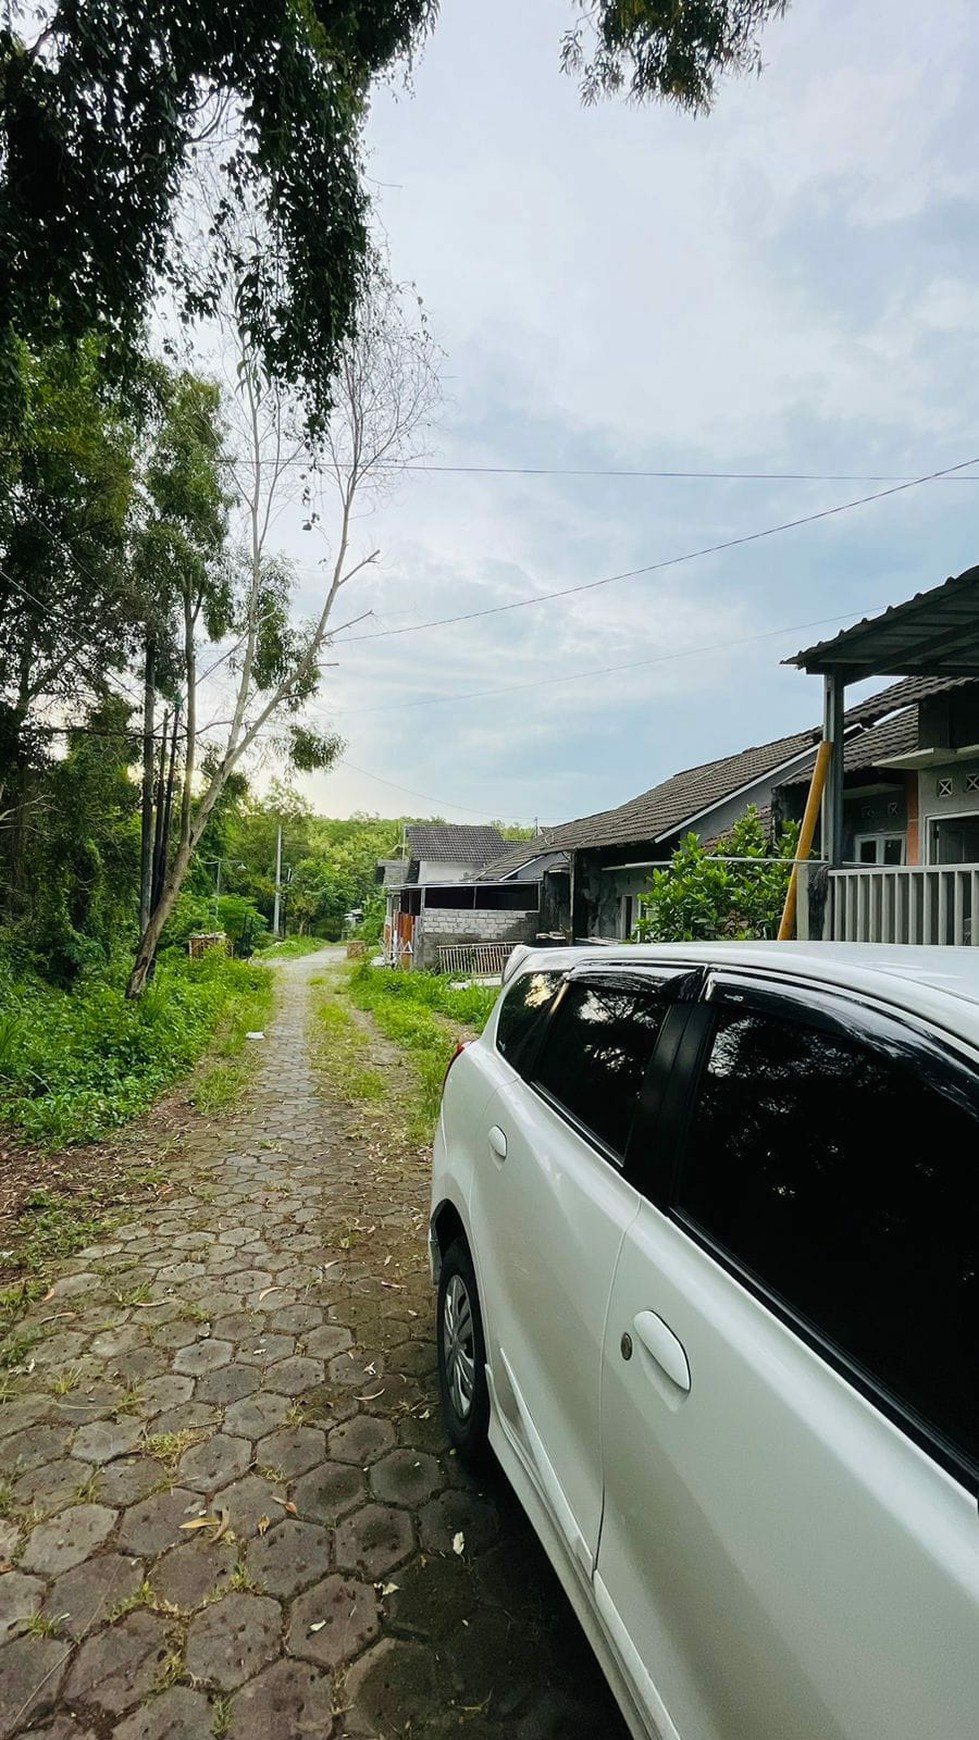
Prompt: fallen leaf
<box><xmin>357</xmin><ymin>1388</ymin><xmax>385</xmax><ymax>1401</ymax></box>
<box><xmin>179</xmin><ymin>1515</ymin><xmax>220</xmax><ymax>1533</ymax></box>
<box><xmin>272</xmin><ymin>1497</ymin><xmax>299</xmax><ymax>1516</ymax></box>
<box><xmin>212</xmin><ymin>1506</ymin><xmax>230</xmax><ymax>1542</ymax></box>
<box><xmin>257</xmin><ymin>1515</ymin><xmax>271</xmax><ymax>1536</ymax></box>
<box><xmin>309</xmin><ymin>1621</ymin><xmax>327</xmax><ymax>1633</ymax></box>
<box><xmin>257</xmin><ymin>1287</ymin><xmax>281</xmax><ymax>1302</ymax></box>
<box><xmin>452</xmin><ymin>1531</ymin><xmax>465</xmax><ymax>1556</ymax></box>
<box><xmin>380</xmin><ymin>1582</ymin><xmax>399</xmax><ymax>1596</ymax></box>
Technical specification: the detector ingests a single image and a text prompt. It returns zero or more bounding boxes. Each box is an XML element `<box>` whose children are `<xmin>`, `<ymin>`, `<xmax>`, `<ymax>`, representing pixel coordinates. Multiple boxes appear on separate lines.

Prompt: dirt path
<box><xmin>0</xmin><ymin>951</ymin><xmax>627</xmax><ymax>1740</ymax></box>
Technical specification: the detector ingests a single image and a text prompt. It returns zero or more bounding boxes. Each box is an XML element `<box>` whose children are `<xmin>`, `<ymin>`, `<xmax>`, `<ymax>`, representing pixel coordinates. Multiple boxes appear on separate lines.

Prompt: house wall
<box><xmin>416</xmin><ymin>858</ymin><xmax>471</xmax><ymax>884</ymax></box>
<box><xmin>412</xmin><ymin>906</ymin><xmax>540</xmax><ymax>971</ymax></box>
<box><xmin>918</xmin><ymin>757</ymin><xmax>979</xmax><ymax>859</ymax></box>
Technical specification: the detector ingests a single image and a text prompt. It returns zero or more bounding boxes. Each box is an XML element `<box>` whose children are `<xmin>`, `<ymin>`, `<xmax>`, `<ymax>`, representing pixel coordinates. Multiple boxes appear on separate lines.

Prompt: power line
<box><xmin>326</xmin><ymin>603</ymin><xmax>886</xmax><ymax>718</ymax></box>
<box><xmin>332</xmin><ymin>453</ymin><xmax>979</xmax><ymax>648</ymax></box>
<box><xmin>275</xmin><ymin>458</ymin><xmax>979</xmax><ymax>482</ymax></box>
<box><xmin>337</xmin><ymin>759</ymin><xmax>536</xmax><ymax>823</ymax></box>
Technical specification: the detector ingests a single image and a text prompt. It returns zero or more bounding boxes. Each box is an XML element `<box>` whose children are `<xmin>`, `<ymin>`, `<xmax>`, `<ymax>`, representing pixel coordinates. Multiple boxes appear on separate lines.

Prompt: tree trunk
<box><xmin>139</xmin><ymin>632</ymin><xmax>156</xmax><ymax>934</ymax></box>
<box><xmin>127</xmin><ymin>831</ymin><xmax>195</xmax><ymax>998</ymax></box>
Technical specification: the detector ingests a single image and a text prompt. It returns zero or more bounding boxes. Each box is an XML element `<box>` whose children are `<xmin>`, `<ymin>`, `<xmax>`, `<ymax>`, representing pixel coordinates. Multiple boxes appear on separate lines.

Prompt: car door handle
<box><xmin>632</xmin><ymin>1310</ymin><xmax>691</xmax><ymax>1393</ymax></box>
<box><xmin>488</xmin><ymin>1125</ymin><xmax>508</xmax><ymax>1161</ymax></box>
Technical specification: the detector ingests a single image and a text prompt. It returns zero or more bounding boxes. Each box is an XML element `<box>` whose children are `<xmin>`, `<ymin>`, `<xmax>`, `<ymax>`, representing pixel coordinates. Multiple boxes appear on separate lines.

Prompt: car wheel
<box><xmin>437</xmin><ymin>1237</ymin><xmax>490</xmax><ymax>1461</ymax></box>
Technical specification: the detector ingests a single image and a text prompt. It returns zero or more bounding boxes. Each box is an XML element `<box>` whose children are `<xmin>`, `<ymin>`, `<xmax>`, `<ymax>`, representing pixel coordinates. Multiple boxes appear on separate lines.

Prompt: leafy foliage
<box><xmin>562</xmin><ymin>0</ymin><xmax>789</xmax><ymax>111</ymax></box>
<box><xmin>636</xmin><ymin>807</ymin><xmax>798</xmax><ymax>942</ymax></box>
<box><xmin>0</xmin><ymin>948</ymin><xmax>272</xmax><ymax>1144</ymax></box>
<box><xmin>1</xmin><ymin>1</ymin><xmax>436</xmax><ymax>422</ymax></box>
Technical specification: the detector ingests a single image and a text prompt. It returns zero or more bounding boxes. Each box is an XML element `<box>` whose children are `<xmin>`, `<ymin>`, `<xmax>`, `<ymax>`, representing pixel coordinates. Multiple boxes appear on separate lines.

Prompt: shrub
<box><xmin>636</xmin><ymin>808</ymin><xmax>798</xmax><ymax>943</ymax></box>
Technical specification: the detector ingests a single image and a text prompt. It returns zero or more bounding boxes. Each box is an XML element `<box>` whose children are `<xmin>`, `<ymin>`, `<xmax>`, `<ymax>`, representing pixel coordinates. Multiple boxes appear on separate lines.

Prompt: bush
<box><xmin>0</xmin><ymin>950</ymin><xmax>272</xmax><ymax>1144</ymax></box>
<box><xmin>636</xmin><ymin>808</ymin><xmax>798</xmax><ymax>943</ymax></box>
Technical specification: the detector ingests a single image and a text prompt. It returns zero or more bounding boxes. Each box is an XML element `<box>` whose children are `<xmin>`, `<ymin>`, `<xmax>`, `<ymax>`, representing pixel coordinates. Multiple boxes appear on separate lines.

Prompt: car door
<box><xmin>469</xmin><ymin>966</ymin><xmax>681</xmax><ymax>1576</ymax></box>
<box><xmin>596</xmin><ymin>975</ymin><xmax>979</xmax><ymax>1740</ymax></box>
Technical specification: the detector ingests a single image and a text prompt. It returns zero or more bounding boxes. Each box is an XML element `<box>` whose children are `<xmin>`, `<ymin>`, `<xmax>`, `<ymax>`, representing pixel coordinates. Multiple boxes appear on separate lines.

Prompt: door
<box><xmin>470</xmin><ymin>968</ymin><xmax>678</xmax><ymax>1573</ymax></box>
<box><xmin>597</xmin><ymin>981</ymin><xmax>979</xmax><ymax>1740</ymax></box>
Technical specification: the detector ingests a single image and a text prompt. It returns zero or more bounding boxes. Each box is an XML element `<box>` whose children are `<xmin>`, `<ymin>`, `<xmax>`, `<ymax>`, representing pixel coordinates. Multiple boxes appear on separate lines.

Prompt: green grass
<box><xmin>312</xmin><ymin>996</ymin><xmax>386</xmax><ymax>1103</ymax></box>
<box><xmin>0</xmin><ymin>951</ymin><xmax>273</xmax><ymax>1146</ymax></box>
<box><xmin>13</xmin><ymin>1189</ymin><xmax>107</xmax><ymax>1271</ymax></box>
<box><xmin>345</xmin><ymin>964</ymin><xmax>498</xmax><ymax>1143</ymax></box>
<box><xmin>256</xmin><ymin>935</ymin><xmax>332</xmax><ymax>960</ymax></box>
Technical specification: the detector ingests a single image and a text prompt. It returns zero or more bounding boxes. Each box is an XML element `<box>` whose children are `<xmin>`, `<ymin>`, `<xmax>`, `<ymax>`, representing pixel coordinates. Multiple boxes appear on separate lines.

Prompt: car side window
<box><xmin>495</xmin><ymin>971</ymin><xmax>564</xmax><ymax>1076</ymax></box>
<box><xmin>677</xmin><ymin>1003</ymin><xmax>979</xmax><ymax>1472</ymax></box>
<box><xmin>532</xmin><ymin>976</ymin><xmax>671</xmax><ymax>1161</ymax></box>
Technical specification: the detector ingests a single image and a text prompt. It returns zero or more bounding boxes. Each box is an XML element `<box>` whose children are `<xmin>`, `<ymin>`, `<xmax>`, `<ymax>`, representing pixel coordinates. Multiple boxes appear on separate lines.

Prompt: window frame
<box><xmin>667</xmin><ymin>972</ymin><xmax>979</xmax><ymax>1492</ymax></box>
<box><xmin>519</xmin><ymin>965</ymin><xmax>697</xmax><ymax>1181</ymax></box>
<box><xmin>493</xmin><ymin>966</ymin><xmax>569</xmax><ymax>1082</ymax></box>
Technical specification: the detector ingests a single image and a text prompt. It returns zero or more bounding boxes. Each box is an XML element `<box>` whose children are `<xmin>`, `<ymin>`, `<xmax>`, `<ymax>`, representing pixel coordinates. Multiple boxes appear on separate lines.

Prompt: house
<box><xmin>381</xmin><ymin>823</ymin><xmax>551</xmax><ymax>970</ymax></box>
<box><xmin>540</xmin><ymin>726</ymin><xmax>824</xmax><ymax>940</ymax></box>
<box><xmin>775</xmin><ymin>674</ymin><xmax>979</xmax><ymax>868</ymax></box>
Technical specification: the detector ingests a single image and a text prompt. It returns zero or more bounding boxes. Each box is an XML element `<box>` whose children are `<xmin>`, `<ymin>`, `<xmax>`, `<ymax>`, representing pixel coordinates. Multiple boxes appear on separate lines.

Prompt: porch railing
<box><xmin>437</xmin><ymin>942</ymin><xmax>515</xmax><ymax>978</ymax></box>
<box><xmin>798</xmin><ymin>863</ymin><xmax>979</xmax><ymax>946</ymax></box>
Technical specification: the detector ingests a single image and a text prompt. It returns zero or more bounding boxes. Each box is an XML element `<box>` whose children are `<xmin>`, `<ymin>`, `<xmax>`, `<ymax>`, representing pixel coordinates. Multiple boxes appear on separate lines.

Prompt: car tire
<box><xmin>436</xmin><ymin>1237</ymin><xmax>490</xmax><ymax>1462</ymax></box>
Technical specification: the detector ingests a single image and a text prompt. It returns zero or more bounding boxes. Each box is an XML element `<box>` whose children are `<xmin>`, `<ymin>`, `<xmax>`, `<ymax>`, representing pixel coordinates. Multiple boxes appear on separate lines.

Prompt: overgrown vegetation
<box><xmin>345</xmin><ymin>963</ymin><xmax>497</xmax><ymax>1142</ymax></box>
<box><xmin>0</xmin><ymin>951</ymin><xmax>272</xmax><ymax>1145</ymax></box>
<box><xmin>636</xmin><ymin>808</ymin><xmax>798</xmax><ymax>942</ymax></box>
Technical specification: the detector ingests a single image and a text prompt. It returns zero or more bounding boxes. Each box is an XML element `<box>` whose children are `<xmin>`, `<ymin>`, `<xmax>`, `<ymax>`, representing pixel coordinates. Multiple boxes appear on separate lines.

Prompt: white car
<box><xmin>430</xmin><ymin>941</ymin><xmax>979</xmax><ymax>1740</ymax></box>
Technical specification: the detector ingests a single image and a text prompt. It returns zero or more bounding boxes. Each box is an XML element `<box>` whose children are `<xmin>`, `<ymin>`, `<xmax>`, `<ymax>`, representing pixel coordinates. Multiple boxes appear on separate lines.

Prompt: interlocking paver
<box><xmin>172</xmin><ymin>1339</ymin><xmax>233</xmax><ymax>1377</ymax></box>
<box><xmin>0</xmin><ymin>951</ymin><xmax>628</xmax><ymax>1740</ymax></box>
<box><xmin>185</xmin><ymin>1593</ymin><xmax>281</xmax><ymax>1689</ymax></box>
<box><xmin>227</xmin><ymin>1658</ymin><xmax>333</xmax><ymax>1740</ymax></box>
<box><xmin>20</xmin><ymin>1505</ymin><xmax>117</xmax><ymax>1576</ymax></box>
<box><xmin>286</xmin><ymin>1574</ymin><xmax>378</xmax><ymax>1668</ymax></box>
<box><xmin>248</xmin><ymin>1519</ymin><xmax>332</xmax><ymax>1598</ymax></box>
<box><xmin>64</xmin><ymin>1609</ymin><xmax>169</xmax><ymax>1715</ymax></box>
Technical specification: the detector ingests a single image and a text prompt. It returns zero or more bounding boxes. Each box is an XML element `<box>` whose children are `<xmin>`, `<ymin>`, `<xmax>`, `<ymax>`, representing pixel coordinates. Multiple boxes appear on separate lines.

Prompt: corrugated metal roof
<box><xmin>788</xmin><ymin>564</ymin><xmax>979</xmax><ymax>678</ymax></box>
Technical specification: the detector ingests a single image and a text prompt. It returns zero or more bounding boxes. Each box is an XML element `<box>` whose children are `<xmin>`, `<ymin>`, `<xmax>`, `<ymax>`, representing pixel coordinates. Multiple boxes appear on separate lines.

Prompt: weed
<box><xmin>0</xmin><ymin>1478</ymin><xmax>13</xmax><ymax>1517</ymax></box>
<box><xmin>155</xmin><ymin>1639</ymin><xmax>186</xmax><ymax>1691</ymax></box>
<box><xmin>0</xmin><ymin>1332</ymin><xmax>38</xmax><ymax>1371</ymax></box>
<box><xmin>108</xmin><ymin>1579</ymin><xmax>155</xmax><ymax>1622</ymax></box>
<box><xmin>259</xmin><ymin>1465</ymin><xmax>285</xmax><ymax>1485</ymax></box>
<box><xmin>229</xmin><ymin>1559</ymin><xmax>262</xmax><ymax>1594</ymax></box>
<box><xmin>193</xmin><ymin>1061</ymin><xmax>249</xmax><ymax>1117</ymax></box>
<box><xmin>143</xmin><ymin>1428</ymin><xmax>204</xmax><ymax>1469</ymax></box>
<box><xmin>14</xmin><ymin>1190</ymin><xmax>108</xmax><ymax>1273</ymax></box>
<box><xmin>113</xmin><ymin>1383</ymin><xmax>145</xmax><ymax>1417</ymax></box>
<box><xmin>179</xmin><ymin>1303</ymin><xmax>209</xmax><ymax>1324</ymax></box>
<box><xmin>72</xmin><ymin>1471</ymin><xmax>102</xmax><ymax>1505</ymax></box>
<box><xmin>51</xmin><ymin>1366</ymin><xmax>84</xmax><ymax>1396</ymax></box>
<box><xmin>21</xmin><ymin>1610</ymin><xmax>62</xmax><ymax>1638</ymax></box>
<box><xmin>211</xmin><ymin>1695</ymin><xmax>232</xmax><ymax>1738</ymax></box>
<box><xmin>286</xmin><ymin>1401</ymin><xmax>307</xmax><ymax>1428</ymax></box>
<box><xmin>112</xmin><ymin>1282</ymin><xmax>152</xmax><ymax>1308</ymax></box>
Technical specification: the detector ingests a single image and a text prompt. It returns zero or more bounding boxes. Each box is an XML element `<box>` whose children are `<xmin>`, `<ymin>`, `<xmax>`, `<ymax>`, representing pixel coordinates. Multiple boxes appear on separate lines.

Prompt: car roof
<box><xmin>509</xmin><ymin>941</ymin><xmax>979</xmax><ymax>1051</ymax></box>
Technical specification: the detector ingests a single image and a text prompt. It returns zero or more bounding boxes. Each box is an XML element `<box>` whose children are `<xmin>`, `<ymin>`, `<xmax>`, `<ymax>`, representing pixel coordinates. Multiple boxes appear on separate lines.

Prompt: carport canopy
<box><xmin>784</xmin><ymin>562</ymin><xmax>979</xmax><ymax>866</ymax></box>
<box><xmin>788</xmin><ymin>563</ymin><xmax>979</xmax><ymax>684</ymax></box>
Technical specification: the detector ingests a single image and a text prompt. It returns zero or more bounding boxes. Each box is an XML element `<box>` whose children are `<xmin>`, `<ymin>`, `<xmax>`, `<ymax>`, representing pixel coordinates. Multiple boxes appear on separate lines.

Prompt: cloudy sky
<box><xmin>284</xmin><ymin>0</ymin><xmax>979</xmax><ymax>826</ymax></box>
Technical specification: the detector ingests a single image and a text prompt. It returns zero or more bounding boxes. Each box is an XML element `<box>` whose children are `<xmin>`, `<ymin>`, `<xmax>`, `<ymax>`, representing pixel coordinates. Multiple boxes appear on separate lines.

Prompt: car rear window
<box><xmin>532</xmin><ymin>976</ymin><xmax>671</xmax><ymax>1161</ymax></box>
<box><xmin>496</xmin><ymin>971</ymin><xmax>564</xmax><ymax>1075</ymax></box>
<box><xmin>677</xmin><ymin>1004</ymin><xmax>979</xmax><ymax>1474</ymax></box>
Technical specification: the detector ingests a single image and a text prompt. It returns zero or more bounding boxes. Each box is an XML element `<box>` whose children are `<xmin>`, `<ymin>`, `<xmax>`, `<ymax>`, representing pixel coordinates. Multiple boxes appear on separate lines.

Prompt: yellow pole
<box><xmin>778</xmin><ymin>740</ymin><xmax>833</xmax><ymax>941</ymax></box>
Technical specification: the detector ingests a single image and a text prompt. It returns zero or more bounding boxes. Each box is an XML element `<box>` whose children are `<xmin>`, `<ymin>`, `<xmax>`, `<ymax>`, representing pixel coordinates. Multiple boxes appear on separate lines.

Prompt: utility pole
<box><xmin>273</xmin><ymin>823</ymin><xmax>283</xmax><ymax>937</ymax></box>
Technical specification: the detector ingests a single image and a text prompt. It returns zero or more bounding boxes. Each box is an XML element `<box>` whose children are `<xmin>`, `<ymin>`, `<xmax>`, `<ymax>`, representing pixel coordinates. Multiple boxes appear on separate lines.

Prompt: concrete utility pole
<box><xmin>273</xmin><ymin>823</ymin><xmax>283</xmax><ymax>937</ymax></box>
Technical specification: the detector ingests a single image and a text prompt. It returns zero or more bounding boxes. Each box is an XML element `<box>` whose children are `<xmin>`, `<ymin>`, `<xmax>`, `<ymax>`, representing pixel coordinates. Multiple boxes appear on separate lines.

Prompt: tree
<box><xmin>561</xmin><ymin>1</ymin><xmax>789</xmax><ymax>111</ymax></box>
<box><xmin>0</xmin><ymin>1</ymin><xmax>436</xmax><ymax>424</ymax></box>
<box><xmin>636</xmin><ymin>807</ymin><xmax>798</xmax><ymax>942</ymax></box>
<box><xmin>126</xmin><ymin>262</ymin><xmax>440</xmax><ymax>995</ymax></box>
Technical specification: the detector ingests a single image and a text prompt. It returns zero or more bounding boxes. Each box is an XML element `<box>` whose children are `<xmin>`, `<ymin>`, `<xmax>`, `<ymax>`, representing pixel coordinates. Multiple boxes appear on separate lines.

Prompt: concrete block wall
<box><xmin>413</xmin><ymin>907</ymin><xmax>539</xmax><ymax>971</ymax></box>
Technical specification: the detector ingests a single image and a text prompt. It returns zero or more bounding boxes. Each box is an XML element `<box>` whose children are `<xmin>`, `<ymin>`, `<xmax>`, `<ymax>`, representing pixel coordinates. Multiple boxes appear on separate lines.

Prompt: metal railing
<box><xmin>800</xmin><ymin>863</ymin><xmax>979</xmax><ymax>945</ymax></box>
<box><xmin>437</xmin><ymin>942</ymin><xmax>515</xmax><ymax>978</ymax></box>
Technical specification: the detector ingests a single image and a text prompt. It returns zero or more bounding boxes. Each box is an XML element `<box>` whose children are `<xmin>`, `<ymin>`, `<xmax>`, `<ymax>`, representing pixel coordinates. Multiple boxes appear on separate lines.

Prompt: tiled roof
<box><xmin>404</xmin><ymin>824</ymin><xmax>506</xmax><ymax>865</ymax></box>
<box><xmin>779</xmin><ymin>708</ymin><xmax>921</xmax><ymax>788</ymax></box>
<box><xmin>470</xmin><ymin>839</ymin><xmax>571</xmax><ymax>882</ymax></box>
<box><xmin>541</xmin><ymin>728</ymin><xmax>821</xmax><ymax>853</ymax></box>
<box><xmin>844</xmin><ymin>674</ymin><xmax>978</xmax><ymax>726</ymax></box>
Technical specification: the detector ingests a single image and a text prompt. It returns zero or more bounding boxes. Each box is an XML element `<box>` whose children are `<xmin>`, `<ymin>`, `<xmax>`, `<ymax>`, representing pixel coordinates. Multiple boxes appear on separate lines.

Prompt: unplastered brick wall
<box><xmin>414</xmin><ymin>907</ymin><xmax>538</xmax><ymax>970</ymax></box>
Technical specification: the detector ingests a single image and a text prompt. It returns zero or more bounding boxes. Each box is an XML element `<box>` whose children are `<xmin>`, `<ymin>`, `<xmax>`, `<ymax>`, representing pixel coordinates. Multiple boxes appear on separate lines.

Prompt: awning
<box><xmin>787</xmin><ymin>563</ymin><xmax>979</xmax><ymax>684</ymax></box>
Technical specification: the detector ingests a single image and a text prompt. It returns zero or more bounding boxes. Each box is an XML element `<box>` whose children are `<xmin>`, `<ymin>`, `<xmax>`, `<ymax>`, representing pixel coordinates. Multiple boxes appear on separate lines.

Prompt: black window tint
<box><xmin>533</xmin><ymin>977</ymin><xmax>670</xmax><ymax>1159</ymax></box>
<box><xmin>679</xmin><ymin>1007</ymin><xmax>979</xmax><ymax>1471</ymax></box>
<box><xmin>496</xmin><ymin>972</ymin><xmax>564</xmax><ymax>1075</ymax></box>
